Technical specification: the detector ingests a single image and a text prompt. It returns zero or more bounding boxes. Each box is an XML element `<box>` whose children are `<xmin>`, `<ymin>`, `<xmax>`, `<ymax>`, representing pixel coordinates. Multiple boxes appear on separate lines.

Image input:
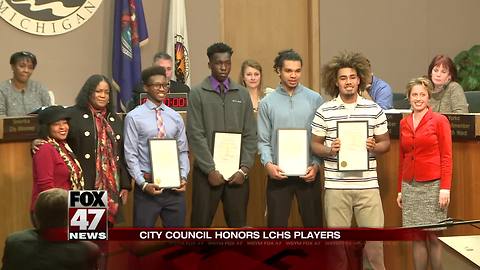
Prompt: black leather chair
<box><xmin>464</xmin><ymin>91</ymin><xmax>480</xmax><ymax>113</ymax></box>
<box><xmin>393</xmin><ymin>92</ymin><xmax>410</xmax><ymax>109</ymax></box>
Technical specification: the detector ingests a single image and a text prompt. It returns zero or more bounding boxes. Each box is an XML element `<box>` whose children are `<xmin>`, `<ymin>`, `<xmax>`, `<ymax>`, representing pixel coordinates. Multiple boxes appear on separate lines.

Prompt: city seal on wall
<box><xmin>0</xmin><ymin>0</ymin><xmax>103</xmax><ymax>36</ymax></box>
<box><xmin>173</xmin><ymin>34</ymin><xmax>190</xmax><ymax>84</ymax></box>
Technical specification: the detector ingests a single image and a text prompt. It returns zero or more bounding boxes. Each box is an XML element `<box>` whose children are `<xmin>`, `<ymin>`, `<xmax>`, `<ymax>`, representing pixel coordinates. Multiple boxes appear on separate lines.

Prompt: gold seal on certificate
<box><xmin>277</xmin><ymin>129</ymin><xmax>308</xmax><ymax>176</ymax></box>
<box><xmin>149</xmin><ymin>139</ymin><xmax>181</xmax><ymax>188</ymax></box>
<box><xmin>213</xmin><ymin>132</ymin><xmax>242</xmax><ymax>179</ymax></box>
<box><xmin>337</xmin><ymin>121</ymin><xmax>369</xmax><ymax>171</ymax></box>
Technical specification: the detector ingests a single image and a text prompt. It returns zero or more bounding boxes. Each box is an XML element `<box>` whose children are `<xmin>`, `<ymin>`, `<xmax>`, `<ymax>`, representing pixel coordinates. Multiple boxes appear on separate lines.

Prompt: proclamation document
<box><xmin>337</xmin><ymin>121</ymin><xmax>369</xmax><ymax>171</ymax></box>
<box><xmin>213</xmin><ymin>132</ymin><xmax>242</xmax><ymax>179</ymax></box>
<box><xmin>149</xmin><ymin>139</ymin><xmax>181</xmax><ymax>188</ymax></box>
<box><xmin>277</xmin><ymin>129</ymin><xmax>308</xmax><ymax>176</ymax></box>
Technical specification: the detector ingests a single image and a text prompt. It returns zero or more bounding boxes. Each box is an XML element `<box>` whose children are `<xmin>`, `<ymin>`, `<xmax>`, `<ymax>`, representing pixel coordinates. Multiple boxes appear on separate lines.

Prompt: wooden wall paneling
<box><xmin>220</xmin><ymin>0</ymin><xmax>316</xmax><ymax>227</ymax></box>
<box><xmin>308</xmin><ymin>0</ymin><xmax>321</xmax><ymax>92</ymax></box>
<box><xmin>0</xmin><ymin>142</ymin><xmax>33</xmax><ymax>254</ymax></box>
<box><xmin>221</xmin><ymin>0</ymin><xmax>313</xmax><ymax>92</ymax></box>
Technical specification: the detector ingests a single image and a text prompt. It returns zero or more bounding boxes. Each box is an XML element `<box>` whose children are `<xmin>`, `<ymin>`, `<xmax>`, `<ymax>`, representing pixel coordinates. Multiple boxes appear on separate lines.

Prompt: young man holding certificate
<box><xmin>257</xmin><ymin>49</ymin><xmax>324</xmax><ymax>227</ymax></box>
<box><xmin>311</xmin><ymin>51</ymin><xmax>390</xmax><ymax>269</ymax></box>
<box><xmin>187</xmin><ymin>42</ymin><xmax>257</xmax><ymax>227</ymax></box>
<box><xmin>124</xmin><ymin>66</ymin><xmax>189</xmax><ymax>227</ymax></box>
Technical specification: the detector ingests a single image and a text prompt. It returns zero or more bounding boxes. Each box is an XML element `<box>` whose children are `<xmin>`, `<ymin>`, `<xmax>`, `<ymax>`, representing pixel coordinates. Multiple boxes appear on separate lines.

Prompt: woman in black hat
<box><xmin>31</xmin><ymin>106</ymin><xmax>84</xmax><ymax>220</ymax></box>
<box><xmin>32</xmin><ymin>75</ymin><xmax>131</xmax><ymax>226</ymax></box>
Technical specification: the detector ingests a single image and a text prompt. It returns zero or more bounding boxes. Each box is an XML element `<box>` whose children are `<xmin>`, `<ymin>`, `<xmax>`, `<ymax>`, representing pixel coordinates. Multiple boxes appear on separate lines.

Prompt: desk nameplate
<box><xmin>0</xmin><ymin>116</ymin><xmax>38</xmax><ymax>142</ymax></box>
<box><xmin>386</xmin><ymin>112</ymin><xmax>479</xmax><ymax>140</ymax></box>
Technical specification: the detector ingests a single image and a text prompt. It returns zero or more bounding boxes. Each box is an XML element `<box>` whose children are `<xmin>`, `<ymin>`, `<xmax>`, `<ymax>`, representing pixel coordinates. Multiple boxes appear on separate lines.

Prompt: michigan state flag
<box><xmin>112</xmin><ymin>0</ymin><xmax>148</xmax><ymax>111</ymax></box>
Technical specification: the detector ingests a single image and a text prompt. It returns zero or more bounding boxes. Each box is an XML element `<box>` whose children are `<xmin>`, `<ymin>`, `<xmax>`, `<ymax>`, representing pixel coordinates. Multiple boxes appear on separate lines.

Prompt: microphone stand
<box><xmin>405</xmin><ymin>218</ymin><xmax>480</xmax><ymax>230</ymax></box>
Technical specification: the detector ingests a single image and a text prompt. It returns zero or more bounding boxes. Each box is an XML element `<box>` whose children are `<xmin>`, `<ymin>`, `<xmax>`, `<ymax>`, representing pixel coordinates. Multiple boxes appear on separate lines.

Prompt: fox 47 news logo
<box><xmin>68</xmin><ymin>190</ymin><xmax>108</xmax><ymax>240</ymax></box>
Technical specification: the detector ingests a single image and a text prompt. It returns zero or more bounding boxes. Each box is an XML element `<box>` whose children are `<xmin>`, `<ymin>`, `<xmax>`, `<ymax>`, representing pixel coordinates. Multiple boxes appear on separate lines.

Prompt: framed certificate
<box><xmin>277</xmin><ymin>129</ymin><xmax>308</xmax><ymax>176</ymax></box>
<box><xmin>337</xmin><ymin>120</ymin><xmax>369</xmax><ymax>171</ymax></box>
<box><xmin>148</xmin><ymin>139</ymin><xmax>181</xmax><ymax>188</ymax></box>
<box><xmin>213</xmin><ymin>132</ymin><xmax>242</xmax><ymax>179</ymax></box>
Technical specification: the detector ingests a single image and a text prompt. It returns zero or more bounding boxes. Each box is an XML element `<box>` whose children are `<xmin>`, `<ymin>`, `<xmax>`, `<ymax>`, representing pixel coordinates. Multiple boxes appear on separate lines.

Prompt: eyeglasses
<box><xmin>147</xmin><ymin>82</ymin><xmax>170</xmax><ymax>90</ymax></box>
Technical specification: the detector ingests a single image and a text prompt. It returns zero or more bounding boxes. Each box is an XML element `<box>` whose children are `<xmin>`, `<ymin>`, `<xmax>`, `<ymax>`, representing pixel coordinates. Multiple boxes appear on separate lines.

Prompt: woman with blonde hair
<box><xmin>397</xmin><ymin>76</ymin><xmax>452</xmax><ymax>270</ymax></box>
<box><xmin>239</xmin><ymin>59</ymin><xmax>272</xmax><ymax>112</ymax></box>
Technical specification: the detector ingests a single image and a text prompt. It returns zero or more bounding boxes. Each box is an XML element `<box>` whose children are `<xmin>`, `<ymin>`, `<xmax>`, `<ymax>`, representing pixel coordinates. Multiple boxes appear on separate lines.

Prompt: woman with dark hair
<box><xmin>31</xmin><ymin>106</ymin><xmax>84</xmax><ymax>217</ymax></box>
<box><xmin>0</xmin><ymin>51</ymin><xmax>51</xmax><ymax>116</ymax></box>
<box><xmin>67</xmin><ymin>74</ymin><xmax>131</xmax><ymax>225</ymax></box>
<box><xmin>427</xmin><ymin>54</ymin><xmax>468</xmax><ymax>113</ymax></box>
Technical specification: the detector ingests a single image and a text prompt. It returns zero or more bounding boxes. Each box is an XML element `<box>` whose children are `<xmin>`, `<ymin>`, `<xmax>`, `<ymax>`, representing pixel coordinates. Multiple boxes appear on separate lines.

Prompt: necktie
<box><xmin>219</xmin><ymin>82</ymin><xmax>226</xmax><ymax>100</ymax></box>
<box><xmin>156</xmin><ymin>108</ymin><xmax>166</xmax><ymax>138</ymax></box>
<box><xmin>219</xmin><ymin>82</ymin><xmax>226</xmax><ymax>93</ymax></box>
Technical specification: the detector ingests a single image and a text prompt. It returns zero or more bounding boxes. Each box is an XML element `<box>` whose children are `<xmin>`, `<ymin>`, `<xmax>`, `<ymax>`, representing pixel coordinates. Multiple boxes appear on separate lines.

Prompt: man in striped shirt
<box><xmin>311</xmin><ymin>52</ymin><xmax>390</xmax><ymax>270</ymax></box>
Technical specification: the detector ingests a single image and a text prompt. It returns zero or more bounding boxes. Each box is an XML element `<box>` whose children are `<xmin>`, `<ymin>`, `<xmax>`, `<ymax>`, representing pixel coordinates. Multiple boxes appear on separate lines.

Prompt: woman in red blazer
<box><xmin>397</xmin><ymin>77</ymin><xmax>452</xmax><ymax>270</ymax></box>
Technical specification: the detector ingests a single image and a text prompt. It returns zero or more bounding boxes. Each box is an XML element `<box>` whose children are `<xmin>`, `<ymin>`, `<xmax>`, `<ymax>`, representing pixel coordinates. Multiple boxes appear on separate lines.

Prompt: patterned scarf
<box><xmin>47</xmin><ymin>138</ymin><xmax>84</xmax><ymax>190</ymax></box>
<box><xmin>90</xmin><ymin>106</ymin><xmax>120</xmax><ymax>224</ymax></box>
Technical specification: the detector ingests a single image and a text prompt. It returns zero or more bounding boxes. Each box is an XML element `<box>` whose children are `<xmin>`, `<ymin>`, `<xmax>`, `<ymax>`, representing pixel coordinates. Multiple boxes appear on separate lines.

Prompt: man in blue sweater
<box><xmin>257</xmin><ymin>49</ymin><xmax>324</xmax><ymax>227</ymax></box>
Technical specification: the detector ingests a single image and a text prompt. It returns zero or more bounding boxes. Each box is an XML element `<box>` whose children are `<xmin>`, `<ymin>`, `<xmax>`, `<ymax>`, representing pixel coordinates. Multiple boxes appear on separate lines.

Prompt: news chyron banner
<box><xmin>65</xmin><ymin>191</ymin><xmax>427</xmax><ymax>243</ymax></box>
<box><xmin>107</xmin><ymin>227</ymin><xmax>426</xmax><ymax>242</ymax></box>
<box><xmin>68</xmin><ymin>190</ymin><xmax>108</xmax><ymax>240</ymax></box>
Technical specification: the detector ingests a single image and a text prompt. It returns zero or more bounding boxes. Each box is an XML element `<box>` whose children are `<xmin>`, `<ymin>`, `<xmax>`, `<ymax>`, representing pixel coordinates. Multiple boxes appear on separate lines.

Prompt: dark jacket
<box><xmin>2</xmin><ymin>229</ymin><xmax>94</xmax><ymax>270</ymax></box>
<box><xmin>66</xmin><ymin>105</ymin><xmax>131</xmax><ymax>191</ymax></box>
<box><xmin>186</xmin><ymin>77</ymin><xmax>257</xmax><ymax>174</ymax></box>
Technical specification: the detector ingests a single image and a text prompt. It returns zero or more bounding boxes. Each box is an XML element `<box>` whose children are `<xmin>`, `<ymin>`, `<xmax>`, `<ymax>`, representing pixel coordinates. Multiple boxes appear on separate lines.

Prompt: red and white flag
<box><xmin>166</xmin><ymin>0</ymin><xmax>190</xmax><ymax>86</ymax></box>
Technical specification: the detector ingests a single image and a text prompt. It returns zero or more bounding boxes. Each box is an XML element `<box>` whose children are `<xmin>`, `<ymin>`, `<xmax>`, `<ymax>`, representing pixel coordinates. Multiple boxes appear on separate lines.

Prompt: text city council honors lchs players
<box><xmin>67</xmin><ymin>190</ymin><xmax>342</xmax><ymax>242</ymax></box>
<box><xmin>138</xmin><ymin>230</ymin><xmax>342</xmax><ymax>241</ymax></box>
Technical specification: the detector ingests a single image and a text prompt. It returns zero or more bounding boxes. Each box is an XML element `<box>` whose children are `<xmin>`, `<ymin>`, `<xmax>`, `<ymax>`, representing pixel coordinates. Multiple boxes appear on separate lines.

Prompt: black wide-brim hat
<box><xmin>38</xmin><ymin>106</ymin><xmax>71</xmax><ymax>125</ymax></box>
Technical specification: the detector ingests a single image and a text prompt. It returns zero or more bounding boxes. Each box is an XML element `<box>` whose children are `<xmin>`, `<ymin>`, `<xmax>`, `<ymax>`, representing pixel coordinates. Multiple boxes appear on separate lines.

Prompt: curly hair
<box><xmin>141</xmin><ymin>66</ymin><xmax>166</xmax><ymax>84</ymax></box>
<box><xmin>322</xmin><ymin>51</ymin><xmax>370</xmax><ymax>98</ymax></box>
<box><xmin>207</xmin><ymin>42</ymin><xmax>233</xmax><ymax>60</ymax></box>
<box><xmin>273</xmin><ymin>49</ymin><xmax>302</xmax><ymax>72</ymax></box>
<box><xmin>75</xmin><ymin>74</ymin><xmax>114</xmax><ymax>112</ymax></box>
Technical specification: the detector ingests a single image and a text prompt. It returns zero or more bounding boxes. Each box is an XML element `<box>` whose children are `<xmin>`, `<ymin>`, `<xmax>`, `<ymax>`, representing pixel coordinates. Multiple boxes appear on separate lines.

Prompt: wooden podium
<box><xmin>439</xmin><ymin>235</ymin><xmax>480</xmax><ymax>269</ymax></box>
<box><xmin>0</xmin><ymin>116</ymin><xmax>38</xmax><ymax>260</ymax></box>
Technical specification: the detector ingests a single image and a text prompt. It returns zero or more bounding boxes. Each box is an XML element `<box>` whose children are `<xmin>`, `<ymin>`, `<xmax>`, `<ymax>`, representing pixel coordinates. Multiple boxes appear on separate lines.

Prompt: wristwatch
<box><xmin>237</xmin><ymin>168</ymin><xmax>248</xmax><ymax>180</ymax></box>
